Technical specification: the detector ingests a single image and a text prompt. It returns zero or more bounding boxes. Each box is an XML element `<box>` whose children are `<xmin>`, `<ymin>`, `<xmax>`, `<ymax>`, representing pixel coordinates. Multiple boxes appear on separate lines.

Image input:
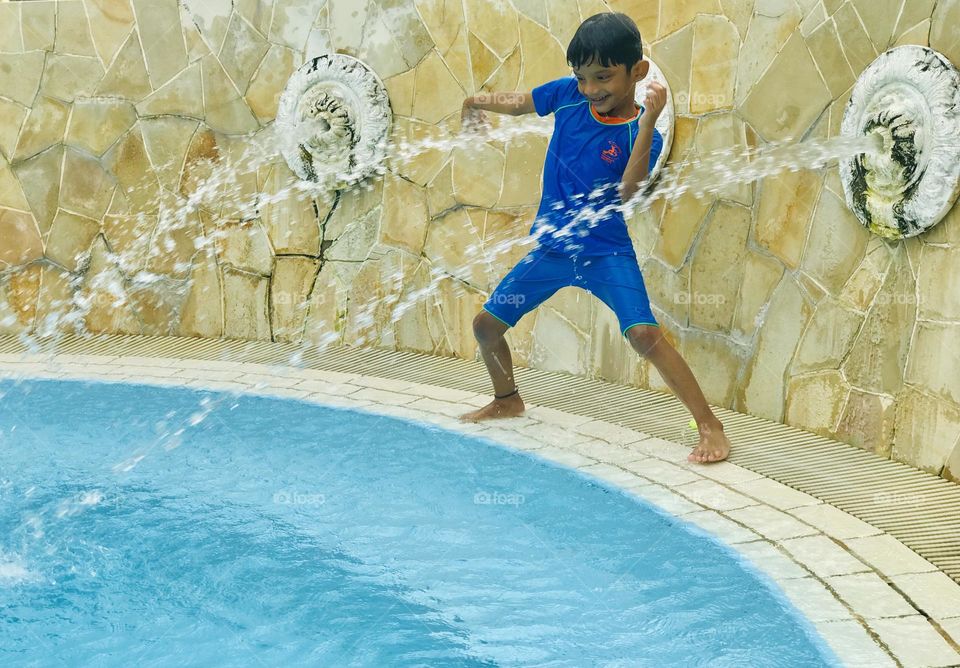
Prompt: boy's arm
<box><xmin>462</xmin><ymin>91</ymin><xmax>536</xmax><ymax>116</ymax></box>
<box><xmin>619</xmin><ymin>82</ymin><xmax>668</xmax><ymax>204</ymax></box>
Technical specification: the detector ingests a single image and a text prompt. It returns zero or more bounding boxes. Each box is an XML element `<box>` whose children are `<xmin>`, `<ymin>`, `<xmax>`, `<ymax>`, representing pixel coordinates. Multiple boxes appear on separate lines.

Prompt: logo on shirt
<box><xmin>600</xmin><ymin>140</ymin><xmax>622</xmax><ymax>164</ymax></box>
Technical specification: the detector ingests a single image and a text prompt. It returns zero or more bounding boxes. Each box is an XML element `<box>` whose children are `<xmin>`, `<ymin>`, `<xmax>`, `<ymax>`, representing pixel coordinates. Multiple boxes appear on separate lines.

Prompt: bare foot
<box><xmin>688</xmin><ymin>422</ymin><xmax>731</xmax><ymax>463</ymax></box>
<box><xmin>459</xmin><ymin>393</ymin><xmax>525</xmax><ymax>422</ymax></box>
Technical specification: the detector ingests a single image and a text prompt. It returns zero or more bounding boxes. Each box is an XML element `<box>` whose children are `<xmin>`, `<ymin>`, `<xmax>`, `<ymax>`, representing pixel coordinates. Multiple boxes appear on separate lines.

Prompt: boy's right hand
<box><xmin>461</xmin><ymin>98</ymin><xmax>491</xmax><ymax>134</ymax></box>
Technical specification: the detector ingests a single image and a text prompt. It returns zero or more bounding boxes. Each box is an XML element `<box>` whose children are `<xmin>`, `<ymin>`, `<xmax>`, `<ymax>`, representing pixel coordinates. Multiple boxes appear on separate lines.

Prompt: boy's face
<box><xmin>573</xmin><ymin>57</ymin><xmax>650</xmax><ymax>118</ymax></box>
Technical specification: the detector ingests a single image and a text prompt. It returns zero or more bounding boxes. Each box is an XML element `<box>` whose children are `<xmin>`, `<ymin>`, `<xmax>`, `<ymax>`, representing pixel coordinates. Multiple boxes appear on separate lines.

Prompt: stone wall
<box><xmin>0</xmin><ymin>0</ymin><xmax>959</xmax><ymax>479</ymax></box>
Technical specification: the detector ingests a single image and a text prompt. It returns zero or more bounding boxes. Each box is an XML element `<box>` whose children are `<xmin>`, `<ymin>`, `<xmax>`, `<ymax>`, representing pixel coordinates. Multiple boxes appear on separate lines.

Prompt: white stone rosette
<box><xmin>276</xmin><ymin>54</ymin><xmax>392</xmax><ymax>187</ymax></box>
<box><xmin>635</xmin><ymin>59</ymin><xmax>674</xmax><ymax>184</ymax></box>
<box><xmin>840</xmin><ymin>45</ymin><xmax>960</xmax><ymax>239</ymax></box>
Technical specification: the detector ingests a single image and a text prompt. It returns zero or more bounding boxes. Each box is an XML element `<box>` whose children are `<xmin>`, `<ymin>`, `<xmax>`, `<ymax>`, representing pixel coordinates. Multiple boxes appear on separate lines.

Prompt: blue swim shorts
<box><xmin>483</xmin><ymin>251</ymin><xmax>659</xmax><ymax>336</ymax></box>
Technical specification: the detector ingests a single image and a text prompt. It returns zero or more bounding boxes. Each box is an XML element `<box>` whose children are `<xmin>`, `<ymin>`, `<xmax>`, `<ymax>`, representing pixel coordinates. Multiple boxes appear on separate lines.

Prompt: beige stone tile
<box><xmin>406</xmin><ymin>396</ymin><xmax>473</xmax><ymax>418</ymax></box>
<box><xmin>731</xmin><ymin>477</ymin><xmax>822</xmax><ymax>510</ymax></box>
<box><xmin>688</xmin><ymin>15</ymin><xmax>737</xmax><ymax>113</ymax></box>
<box><xmin>219</xmin><ymin>11</ymin><xmax>269</xmax><ymax>93</ymax></box>
<box><xmin>61</xmin><ymin>138</ymin><xmax>115</xmax><ymax>211</ymax></box>
<box><xmin>84</xmin><ymin>0</ymin><xmax>136</xmax><ymax>66</ymax></box>
<box><xmin>350</xmin><ymin>376</ymin><xmax>414</xmax><ymax>393</ymax></box>
<box><xmin>826</xmin><ymin>572</ymin><xmax>918</xmax><ymax>619</ymax></box>
<box><xmin>688</xmin><ymin>203</ymin><xmax>751</xmax><ymax>333</ymax></box>
<box><xmin>463</xmin><ymin>0</ymin><xmax>518</xmax><ymax>58</ymax></box>
<box><xmin>578</xmin><ymin>462</ymin><xmax>646</xmax><ymax>488</ymax></box>
<box><xmin>814</xmin><ymin>619</ymin><xmax>896</xmax><ymax>667</ymax></box>
<box><xmin>44</xmin><ymin>210</ymin><xmax>100</xmax><ymax>272</ymax></box>
<box><xmin>235</xmin><ymin>372</ymin><xmax>303</xmax><ymax>389</ymax></box>
<box><xmin>498</xmin><ymin>135</ymin><xmax>547</xmax><ymax>207</ymax></box>
<box><xmin>942</xmin><ymin>617</ymin><xmax>960</xmax><ymax>647</ymax></box>
<box><xmin>890</xmin><ymin>572</ymin><xmax>960</xmax><ymax>621</ymax></box>
<box><xmin>627</xmin><ymin>483</ymin><xmax>702</xmax><ymax>515</ymax></box>
<box><xmin>302</xmin><ymin>392</ymin><xmax>374</xmax><ymax>410</ymax></box>
<box><xmin>451</xmin><ymin>143</ymin><xmax>504</xmax><ymax>208</ymax></box>
<box><xmin>411</xmin><ymin>51</ymin><xmax>464</xmax><ymax>125</ymax></box>
<box><xmin>136</xmin><ymin>62</ymin><xmax>204</xmax><ymax>119</ymax></box>
<box><xmin>737</xmin><ymin>276</ymin><xmax>811</xmax><ymax>421</ymax></box>
<box><xmin>379</xmin><ymin>172</ymin><xmax>429</xmax><ymax>255</ymax></box>
<box><xmin>802</xmin><ymin>189</ymin><xmax>869</xmax><ymax>295</ymax></box>
<box><xmin>222</xmin><ymin>269</ymin><xmax>271</xmax><ymax>340</ymax></box>
<box><xmin>573</xmin><ymin>419</ymin><xmax>648</xmax><ymax>445</ymax></box>
<box><xmin>780</xmin><ymin>535</ymin><xmax>870</xmax><ymax>577</ymax></box>
<box><xmin>793</xmin><ymin>297</ymin><xmax>864</xmax><ymax>375</ymax></box>
<box><xmin>0</xmin><ymin>52</ymin><xmax>45</xmax><ymax>107</ymax></box>
<box><xmin>851</xmin><ymin>0</ymin><xmax>901</xmax><ymax>50</ymax></box>
<box><xmin>869</xmin><ymin>616</ymin><xmax>960</xmax><ymax>668</ymax></box>
<box><xmin>476</xmin><ymin>427</ymin><xmax>548</xmax><ymax>452</ymax></box>
<box><xmin>732</xmin><ymin>249</ymin><xmax>784</xmax><ymax>338</ymax></box>
<box><xmin>177</xmin><ymin>249</ymin><xmax>222</xmax><ymax>338</ymax></box>
<box><xmin>651</xmin><ymin>23</ymin><xmax>693</xmax><ymax>114</ymax></box>
<box><xmin>54</xmin><ymin>0</ymin><xmax>97</xmax><ymax>56</ymax></box>
<box><xmin>846</xmin><ymin>535</ymin><xmax>937</xmax><ymax>576</ymax></box>
<box><xmin>114</xmin><ymin>364</ymin><xmax>186</xmax><ymax>379</ymax></box>
<box><xmin>0</xmin><ymin>99</ymin><xmax>27</xmax><ymax>160</ymax></box>
<box><xmin>681</xmin><ymin>509</ymin><xmax>761</xmax><ymax>544</ymax></box>
<box><xmin>753</xmin><ymin>169</ymin><xmax>822</xmax><ymax>271</ymax></box>
<box><xmin>734</xmin><ymin>539</ymin><xmax>813</xmax><ymax>579</ymax></box>
<box><xmin>14</xmin><ymin>96</ymin><xmax>69</xmax><ymax>162</ymax></box>
<box><xmin>0</xmin><ymin>4</ymin><xmax>21</xmax><ymax>52</ymax></box>
<box><xmin>517</xmin><ymin>14</ymin><xmax>567</xmax><ymax>90</ymax></box>
<box><xmin>245</xmin><ymin>44</ymin><xmax>298</xmax><ymax>122</ymax></box>
<box><xmin>674</xmin><ymin>479</ymin><xmax>756</xmax><ymax>511</ymax></box>
<box><xmin>271</xmin><ymin>256</ymin><xmax>319</xmax><ymax>342</ymax></box>
<box><xmin>734</xmin><ymin>3</ymin><xmax>801</xmax><ymax>105</ymax></box>
<box><xmin>807</xmin><ymin>17</ymin><xmax>856</xmax><ymax>98</ymax></box>
<box><xmin>95</xmin><ymin>29</ymin><xmax>152</xmax><ymax>102</ymax></box>
<box><xmin>727</xmin><ymin>504</ymin><xmax>820</xmax><ymax>541</ymax></box>
<box><xmin>741</xmin><ymin>33</ymin><xmax>831</xmax><ymax>140</ymax></box>
<box><xmin>519</xmin><ymin>405</ymin><xmax>593</xmax><ymax>428</ymax></box>
<box><xmin>517</xmin><ymin>422</ymin><xmax>593</xmax><ymax>448</ymax></box>
<box><xmin>531</xmin><ymin>446</ymin><xmax>597</xmax><ymax>468</ymax></box>
<box><xmin>623</xmin><ymin>458</ymin><xmax>703</xmax><ymax>486</ymax></box>
<box><xmin>690</xmin><ymin>459</ymin><xmax>764</xmax><ymax>485</ymax></box>
<box><xmin>20</xmin><ymin>1</ymin><xmax>55</xmax><ymax>52</ymax></box>
<box><xmin>390</xmin><ymin>382</ymin><xmax>475</xmax><ymax>404</ymax></box>
<box><xmin>350</xmin><ymin>386</ymin><xmax>420</xmax><ymax>406</ymax></box>
<box><xmin>787</xmin><ymin>503</ymin><xmax>882</xmax><ymax>539</ymax></box>
<box><xmin>133</xmin><ymin>0</ymin><xmax>189</xmax><ymax>89</ymax></box>
<box><xmin>629</xmin><ymin>436</ymin><xmax>690</xmax><ymax>463</ymax></box>
<box><xmin>40</xmin><ymin>54</ymin><xmax>103</xmax><ymax>102</ymax></box>
<box><xmin>576</xmin><ymin>439</ymin><xmax>649</xmax><ymax>466</ymax></box>
<box><xmin>0</xmin><ymin>209</ymin><xmax>43</xmax><ymax>270</ymax></box>
<box><xmin>833</xmin><ymin>2</ymin><xmax>878</xmax><ymax>75</ymax></box>
<box><xmin>774</xmin><ymin>576</ymin><xmax>853</xmax><ymax>622</ymax></box>
<box><xmin>200</xmin><ymin>54</ymin><xmax>259</xmax><ymax>133</ymax></box>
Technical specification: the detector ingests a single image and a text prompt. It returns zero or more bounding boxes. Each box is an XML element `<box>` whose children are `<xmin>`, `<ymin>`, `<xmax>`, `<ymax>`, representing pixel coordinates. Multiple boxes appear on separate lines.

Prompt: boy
<box><xmin>458</xmin><ymin>12</ymin><xmax>731</xmax><ymax>463</ymax></box>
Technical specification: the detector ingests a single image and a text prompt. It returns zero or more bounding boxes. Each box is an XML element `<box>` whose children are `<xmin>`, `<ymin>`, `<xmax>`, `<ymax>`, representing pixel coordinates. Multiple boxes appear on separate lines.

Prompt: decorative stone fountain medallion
<box><xmin>840</xmin><ymin>45</ymin><xmax>960</xmax><ymax>239</ymax></box>
<box><xmin>276</xmin><ymin>54</ymin><xmax>392</xmax><ymax>187</ymax></box>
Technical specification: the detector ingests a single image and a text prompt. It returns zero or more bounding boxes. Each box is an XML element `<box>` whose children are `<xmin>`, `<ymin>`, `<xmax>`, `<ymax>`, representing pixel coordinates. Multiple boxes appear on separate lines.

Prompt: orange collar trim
<box><xmin>590</xmin><ymin>103</ymin><xmax>641</xmax><ymax>124</ymax></box>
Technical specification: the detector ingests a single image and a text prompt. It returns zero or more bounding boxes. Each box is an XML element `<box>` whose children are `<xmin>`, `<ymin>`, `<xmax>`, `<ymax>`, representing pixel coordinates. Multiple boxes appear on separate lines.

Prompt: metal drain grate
<box><xmin>2</xmin><ymin>332</ymin><xmax>959</xmax><ymax>582</ymax></box>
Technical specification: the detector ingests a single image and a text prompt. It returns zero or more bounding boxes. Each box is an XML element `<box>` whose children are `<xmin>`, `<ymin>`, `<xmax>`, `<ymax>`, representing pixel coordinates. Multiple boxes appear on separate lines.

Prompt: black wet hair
<box><xmin>566</xmin><ymin>12</ymin><xmax>644</xmax><ymax>72</ymax></box>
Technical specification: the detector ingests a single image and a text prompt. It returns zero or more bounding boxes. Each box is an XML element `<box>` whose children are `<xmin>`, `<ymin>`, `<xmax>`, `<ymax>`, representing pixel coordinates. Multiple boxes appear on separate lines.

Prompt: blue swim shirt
<box><xmin>529</xmin><ymin>75</ymin><xmax>664</xmax><ymax>256</ymax></box>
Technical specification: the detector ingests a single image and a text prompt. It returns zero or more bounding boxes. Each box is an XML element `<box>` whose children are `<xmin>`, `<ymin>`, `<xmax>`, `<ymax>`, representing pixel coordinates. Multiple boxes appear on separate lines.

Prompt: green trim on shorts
<box><xmin>622</xmin><ymin>321</ymin><xmax>660</xmax><ymax>337</ymax></box>
<box><xmin>483</xmin><ymin>306</ymin><xmax>513</xmax><ymax>328</ymax></box>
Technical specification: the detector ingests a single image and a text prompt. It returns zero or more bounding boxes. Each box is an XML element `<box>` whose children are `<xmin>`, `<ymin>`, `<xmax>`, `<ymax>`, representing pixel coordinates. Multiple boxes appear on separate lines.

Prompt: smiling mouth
<box><xmin>591</xmin><ymin>95</ymin><xmax>609</xmax><ymax>104</ymax></box>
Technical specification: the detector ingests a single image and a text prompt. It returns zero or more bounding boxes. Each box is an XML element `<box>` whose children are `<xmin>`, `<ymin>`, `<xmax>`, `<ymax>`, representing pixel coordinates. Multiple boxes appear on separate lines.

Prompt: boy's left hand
<box><xmin>640</xmin><ymin>82</ymin><xmax>667</xmax><ymax>127</ymax></box>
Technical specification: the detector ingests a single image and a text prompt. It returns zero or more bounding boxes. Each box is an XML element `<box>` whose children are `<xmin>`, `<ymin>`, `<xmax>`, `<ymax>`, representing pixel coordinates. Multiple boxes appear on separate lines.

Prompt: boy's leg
<box><xmin>460</xmin><ymin>252</ymin><xmax>572</xmax><ymax>422</ymax></box>
<box><xmin>625</xmin><ymin>325</ymin><xmax>730</xmax><ymax>463</ymax></box>
<box><xmin>459</xmin><ymin>311</ymin><xmax>525</xmax><ymax>421</ymax></box>
<box><xmin>580</xmin><ymin>254</ymin><xmax>731</xmax><ymax>463</ymax></box>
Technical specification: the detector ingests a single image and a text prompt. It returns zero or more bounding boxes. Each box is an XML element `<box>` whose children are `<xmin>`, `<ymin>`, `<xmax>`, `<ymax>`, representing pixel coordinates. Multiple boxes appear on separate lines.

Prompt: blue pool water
<box><xmin>0</xmin><ymin>379</ymin><xmax>838</xmax><ymax>666</ymax></box>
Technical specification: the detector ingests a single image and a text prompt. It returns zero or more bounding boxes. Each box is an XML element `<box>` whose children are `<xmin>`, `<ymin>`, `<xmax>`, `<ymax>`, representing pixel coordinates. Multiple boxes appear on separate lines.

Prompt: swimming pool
<box><xmin>0</xmin><ymin>379</ymin><xmax>838</xmax><ymax>666</ymax></box>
